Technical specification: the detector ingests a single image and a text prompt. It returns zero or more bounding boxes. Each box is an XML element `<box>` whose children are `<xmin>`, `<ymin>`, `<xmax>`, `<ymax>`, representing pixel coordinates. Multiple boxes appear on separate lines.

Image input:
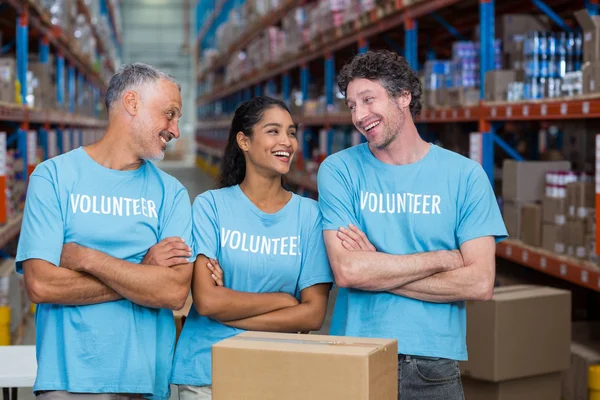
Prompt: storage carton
<box><xmin>575</xmin><ymin>9</ymin><xmax>600</xmax><ymax>63</ymax></box>
<box><xmin>520</xmin><ymin>204</ymin><xmax>542</xmax><ymax>247</ymax></box>
<box><xmin>502</xmin><ymin>160</ymin><xmax>571</xmax><ymax>203</ymax></box>
<box><xmin>212</xmin><ymin>331</ymin><xmax>398</xmax><ymax>400</ymax></box>
<box><xmin>461</xmin><ymin>285</ymin><xmax>571</xmax><ymax>382</ymax></box>
<box><xmin>462</xmin><ymin>372</ymin><xmax>562</xmax><ymax>400</ymax></box>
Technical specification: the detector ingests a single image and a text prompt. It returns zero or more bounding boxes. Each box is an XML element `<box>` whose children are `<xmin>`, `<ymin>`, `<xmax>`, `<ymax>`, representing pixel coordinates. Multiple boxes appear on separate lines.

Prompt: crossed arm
<box><xmin>193</xmin><ymin>254</ymin><xmax>330</xmax><ymax>332</ymax></box>
<box><xmin>23</xmin><ymin>237</ymin><xmax>193</xmax><ymax>310</ymax></box>
<box><xmin>325</xmin><ymin>225</ymin><xmax>495</xmax><ymax>303</ymax></box>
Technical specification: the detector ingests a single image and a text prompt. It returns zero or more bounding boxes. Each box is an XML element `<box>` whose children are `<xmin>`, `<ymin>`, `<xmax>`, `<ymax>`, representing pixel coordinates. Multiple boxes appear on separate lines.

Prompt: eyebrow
<box><xmin>263</xmin><ymin>123</ymin><xmax>298</xmax><ymax>130</ymax></box>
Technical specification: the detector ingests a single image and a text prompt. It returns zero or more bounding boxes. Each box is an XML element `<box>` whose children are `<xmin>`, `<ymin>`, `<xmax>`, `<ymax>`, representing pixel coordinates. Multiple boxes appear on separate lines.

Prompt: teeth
<box><xmin>160</xmin><ymin>137</ymin><xmax>167</xmax><ymax>145</ymax></box>
<box><xmin>274</xmin><ymin>151</ymin><xmax>290</xmax><ymax>157</ymax></box>
<box><xmin>364</xmin><ymin>121</ymin><xmax>380</xmax><ymax>131</ymax></box>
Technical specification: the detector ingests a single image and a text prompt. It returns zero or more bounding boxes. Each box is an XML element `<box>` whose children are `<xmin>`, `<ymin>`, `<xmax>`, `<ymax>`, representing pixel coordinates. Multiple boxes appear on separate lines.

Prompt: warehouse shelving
<box><xmin>194</xmin><ymin>0</ymin><xmax>600</xmax><ymax>292</ymax></box>
<box><xmin>0</xmin><ymin>0</ymin><xmax>114</xmax><ymax>251</ymax></box>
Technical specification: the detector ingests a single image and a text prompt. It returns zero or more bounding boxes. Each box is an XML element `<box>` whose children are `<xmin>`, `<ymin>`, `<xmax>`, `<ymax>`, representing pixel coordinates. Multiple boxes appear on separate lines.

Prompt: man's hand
<box><xmin>142</xmin><ymin>237</ymin><xmax>192</xmax><ymax>267</ymax></box>
<box><xmin>337</xmin><ymin>224</ymin><xmax>376</xmax><ymax>252</ymax></box>
<box><xmin>207</xmin><ymin>258</ymin><xmax>224</xmax><ymax>286</ymax></box>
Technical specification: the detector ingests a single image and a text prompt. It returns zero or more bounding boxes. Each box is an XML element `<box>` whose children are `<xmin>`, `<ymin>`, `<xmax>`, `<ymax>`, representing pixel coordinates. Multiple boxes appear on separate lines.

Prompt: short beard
<box><xmin>373</xmin><ymin>99</ymin><xmax>404</xmax><ymax>149</ymax></box>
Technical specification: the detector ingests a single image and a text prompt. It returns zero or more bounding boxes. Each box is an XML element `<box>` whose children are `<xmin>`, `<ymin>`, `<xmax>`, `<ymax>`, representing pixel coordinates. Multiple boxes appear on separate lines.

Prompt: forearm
<box><xmin>339</xmin><ymin>249</ymin><xmax>462</xmax><ymax>291</ymax></box>
<box><xmin>223</xmin><ymin>302</ymin><xmax>324</xmax><ymax>333</ymax></box>
<box><xmin>24</xmin><ymin>265</ymin><xmax>121</xmax><ymax>306</ymax></box>
<box><xmin>79</xmin><ymin>248</ymin><xmax>191</xmax><ymax>310</ymax></box>
<box><xmin>195</xmin><ymin>287</ymin><xmax>297</xmax><ymax>322</ymax></box>
<box><xmin>389</xmin><ymin>265</ymin><xmax>493</xmax><ymax>303</ymax></box>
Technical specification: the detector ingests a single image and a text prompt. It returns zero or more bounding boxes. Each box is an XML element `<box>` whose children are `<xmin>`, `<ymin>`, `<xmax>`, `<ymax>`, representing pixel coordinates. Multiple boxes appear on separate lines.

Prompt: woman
<box><xmin>170</xmin><ymin>96</ymin><xmax>333</xmax><ymax>399</ymax></box>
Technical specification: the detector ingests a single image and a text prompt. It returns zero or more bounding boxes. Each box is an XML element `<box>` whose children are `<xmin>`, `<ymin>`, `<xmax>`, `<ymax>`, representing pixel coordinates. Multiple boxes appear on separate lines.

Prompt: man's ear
<box><xmin>398</xmin><ymin>91</ymin><xmax>412</xmax><ymax>109</ymax></box>
<box><xmin>122</xmin><ymin>90</ymin><xmax>139</xmax><ymax>116</ymax></box>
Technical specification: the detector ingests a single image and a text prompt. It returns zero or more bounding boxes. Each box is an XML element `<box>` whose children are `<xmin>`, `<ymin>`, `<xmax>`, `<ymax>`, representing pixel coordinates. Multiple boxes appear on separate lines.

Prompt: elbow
<box><xmin>165</xmin><ymin>284</ymin><xmax>190</xmax><ymax>311</ymax></box>
<box><xmin>194</xmin><ymin>294</ymin><xmax>219</xmax><ymax>319</ymax></box>
<box><xmin>331</xmin><ymin>258</ymin><xmax>356</xmax><ymax>289</ymax></box>
<box><xmin>306</xmin><ymin>312</ymin><xmax>327</xmax><ymax>332</ymax></box>
<box><xmin>472</xmin><ymin>276</ymin><xmax>494</xmax><ymax>301</ymax></box>
<box><xmin>24</xmin><ymin>274</ymin><xmax>46</xmax><ymax>304</ymax></box>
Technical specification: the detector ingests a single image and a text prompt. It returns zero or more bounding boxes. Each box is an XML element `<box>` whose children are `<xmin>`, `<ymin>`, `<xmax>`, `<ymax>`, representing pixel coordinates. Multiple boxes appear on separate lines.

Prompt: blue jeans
<box><xmin>398</xmin><ymin>355</ymin><xmax>465</xmax><ymax>400</ymax></box>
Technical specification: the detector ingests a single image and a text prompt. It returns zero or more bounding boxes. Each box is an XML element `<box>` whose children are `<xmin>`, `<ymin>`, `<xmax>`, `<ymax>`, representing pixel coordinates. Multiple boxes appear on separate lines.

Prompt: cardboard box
<box><xmin>462</xmin><ymin>372</ymin><xmax>562</xmax><ymax>400</ymax></box>
<box><xmin>542</xmin><ymin>224</ymin><xmax>564</xmax><ymax>254</ymax></box>
<box><xmin>582</xmin><ymin>61</ymin><xmax>600</xmax><ymax>93</ymax></box>
<box><xmin>502</xmin><ymin>202</ymin><xmax>523</xmax><ymax>240</ymax></box>
<box><xmin>484</xmin><ymin>70</ymin><xmax>517</xmax><ymax>102</ymax></box>
<box><xmin>521</xmin><ymin>204</ymin><xmax>542</xmax><ymax>247</ymax></box>
<box><xmin>586</xmin><ymin>234</ymin><xmax>598</xmax><ymax>263</ymax></box>
<box><xmin>0</xmin><ymin>57</ymin><xmax>16</xmax><ymax>104</ymax></box>
<box><xmin>542</xmin><ymin>196</ymin><xmax>566</xmax><ymax>225</ymax></box>
<box><xmin>567</xmin><ymin>220</ymin><xmax>586</xmax><ymax>259</ymax></box>
<box><xmin>461</xmin><ymin>285</ymin><xmax>571</xmax><ymax>382</ymax></box>
<box><xmin>496</xmin><ymin>14</ymin><xmax>550</xmax><ymax>55</ymax></box>
<box><xmin>562</xmin><ymin>341</ymin><xmax>600</xmax><ymax>400</ymax></box>
<box><xmin>586</xmin><ymin>212</ymin><xmax>596</xmax><ymax>234</ymax></box>
<box><xmin>575</xmin><ymin>9</ymin><xmax>600</xmax><ymax>64</ymax></box>
<box><xmin>212</xmin><ymin>332</ymin><xmax>398</xmax><ymax>400</ymax></box>
<box><xmin>503</xmin><ymin>160</ymin><xmax>571</xmax><ymax>203</ymax></box>
<box><xmin>566</xmin><ymin>182</ymin><xmax>595</xmax><ymax>219</ymax></box>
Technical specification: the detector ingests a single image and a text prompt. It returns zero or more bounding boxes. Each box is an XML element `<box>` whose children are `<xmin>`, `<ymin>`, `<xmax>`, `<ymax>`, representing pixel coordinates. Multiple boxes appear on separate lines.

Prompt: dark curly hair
<box><xmin>219</xmin><ymin>96</ymin><xmax>292</xmax><ymax>188</ymax></box>
<box><xmin>337</xmin><ymin>50</ymin><xmax>422</xmax><ymax>118</ymax></box>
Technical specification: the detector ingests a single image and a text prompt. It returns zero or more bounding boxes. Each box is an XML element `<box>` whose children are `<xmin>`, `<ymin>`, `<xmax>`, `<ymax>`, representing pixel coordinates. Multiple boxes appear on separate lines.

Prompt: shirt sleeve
<box><xmin>316</xmin><ymin>159</ymin><xmax>359</xmax><ymax>231</ymax></box>
<box><xmin>457</xmin><ymin>164</ymin><xmax>509</xmax><ymax>246</ymax></box>
<box><xmin>16</xmin><ymin>165</ymin><xmax>65</xmax><ymax>273</ymax></box>
<box><xmin>159</xmin><ymin>184</ymin><xmax>196</xmax><ymax>263</ymax></box>
<box><xmin>191</xmin><ymin>192</ymin><xmax>219</xmax><ymax>260</ymax></box>
<box><xmin>296</xmin><ymin>206</ymin><xmax>334</xmax><ymax>296</ymax></box>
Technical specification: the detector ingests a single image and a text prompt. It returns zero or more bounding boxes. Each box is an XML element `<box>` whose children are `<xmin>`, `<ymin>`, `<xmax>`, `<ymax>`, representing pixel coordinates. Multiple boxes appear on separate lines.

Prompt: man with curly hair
<box><xmin>317</xmin><ymin>50</ymin><xmax>507</xmax><ymax>399</ymax></box>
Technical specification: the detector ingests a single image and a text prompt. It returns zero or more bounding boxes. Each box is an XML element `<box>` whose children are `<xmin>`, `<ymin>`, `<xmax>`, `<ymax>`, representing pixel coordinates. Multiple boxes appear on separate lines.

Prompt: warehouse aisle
<box><xmin>18</xmin><ymin>167</ymin><xmax>336</xmax><ymax>400</ymax></box>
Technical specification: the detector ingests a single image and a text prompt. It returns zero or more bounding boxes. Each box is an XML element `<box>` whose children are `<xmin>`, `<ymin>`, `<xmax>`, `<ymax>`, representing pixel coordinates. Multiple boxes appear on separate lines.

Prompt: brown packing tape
<box><xmin>230</xmin><ymin>335</ymin><xmax>382</xmax><ymax>349</ymax></box>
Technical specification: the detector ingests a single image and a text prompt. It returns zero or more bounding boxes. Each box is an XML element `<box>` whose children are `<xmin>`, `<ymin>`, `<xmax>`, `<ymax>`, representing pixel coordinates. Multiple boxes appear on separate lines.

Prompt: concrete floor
<box><xmin>17</xmin><ymin>167</ymin><xmax>337</xmax><ymax>399</ymax></box>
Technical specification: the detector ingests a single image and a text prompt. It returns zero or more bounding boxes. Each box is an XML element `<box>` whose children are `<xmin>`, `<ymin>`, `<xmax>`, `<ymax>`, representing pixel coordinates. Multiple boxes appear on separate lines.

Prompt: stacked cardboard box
<box><xmin>0</xmin><ymin>258</ymin><xmax>30</xmax><ymax>344</ymax></box>
<box><xmin>461</xmin><ymin>285</ymin><xmax>571</xmax><ymax>400</ymax></box>
<box><xmin>575</xmin><ymin>9</ymin><xmax>600</xmax><ymax>94</ymax></box>
<box><xmin>0</xmin><ymin>57</ymin><xmax>16</xmax><ymax>104</ymax></box>
<box><xmin>212</xmin><ymin>332</ymin><xmax>398</xmax><ymax>399</ymax></box>
<box><xmin>502</xmin><ymin>160</ymin><xmax>571</xmax><ymax>242</ymax></box>
<box><xmin>562</xmin><ymin>322</ymin><xmax>600</xmax><ymax>400</ymax></box>
<box><xmin>565</xmin><ymin>181</ymin><xmax>595</xmax><ymax>259</ymax></box>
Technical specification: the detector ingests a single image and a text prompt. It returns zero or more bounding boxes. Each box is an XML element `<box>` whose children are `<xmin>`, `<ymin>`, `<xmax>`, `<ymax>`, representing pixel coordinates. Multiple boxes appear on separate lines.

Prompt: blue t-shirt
<box><xmin>15</xmin><ymin>147</ymin><xmax>194</xmax><ymax>399</ymax></box>
<box><xmin>317</xmin><ymin>143</ymin><xmax>507</xmax><ymax>361</ymax></box>
<box><xmin>171</xmin><ymin>185</ymin><xmax>333</xmax><ymax>386</ymax></box>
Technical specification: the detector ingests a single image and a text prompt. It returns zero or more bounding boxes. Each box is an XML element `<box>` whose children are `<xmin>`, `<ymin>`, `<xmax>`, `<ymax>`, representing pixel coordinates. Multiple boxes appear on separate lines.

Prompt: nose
<box><xmin>355</xmin><ymin>104</ymin><xmax>369</xmax><ymax>127</ymax></box>
<box><xmin>169</xmin><ymin>119</ymin><xmax>180</xmax><ymax>139</ymax></box>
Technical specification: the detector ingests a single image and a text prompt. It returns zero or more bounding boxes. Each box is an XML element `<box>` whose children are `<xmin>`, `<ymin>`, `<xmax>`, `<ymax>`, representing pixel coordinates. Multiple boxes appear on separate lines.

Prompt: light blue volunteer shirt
<box><xmin>16</xmin><ymin>147</ymin><xmax>194</xmax><ymax>399</ymax></box>
<box><xmin>317</xmin><ymin>143</ymin><xmax>507</xmax><ymax>361</ymax></box>
<box><xmin>171</xmin><ymin>185</ymin><xmax>333</xmax><ymax>386</ymax></box>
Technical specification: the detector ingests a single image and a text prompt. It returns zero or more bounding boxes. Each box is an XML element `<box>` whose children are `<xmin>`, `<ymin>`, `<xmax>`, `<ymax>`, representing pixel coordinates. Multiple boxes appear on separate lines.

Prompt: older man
<box><xmin>16</xmin><ymin>63</ymin><xmax>194</xmax><ymax>400</ymax></box>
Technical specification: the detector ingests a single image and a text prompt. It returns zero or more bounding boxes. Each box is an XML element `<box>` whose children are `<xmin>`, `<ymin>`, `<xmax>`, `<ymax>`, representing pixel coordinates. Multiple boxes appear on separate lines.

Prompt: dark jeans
<box><xmin>398</xmin><ymin>355</ymin><xmax>465</xmax><ymax>400</ymax></box>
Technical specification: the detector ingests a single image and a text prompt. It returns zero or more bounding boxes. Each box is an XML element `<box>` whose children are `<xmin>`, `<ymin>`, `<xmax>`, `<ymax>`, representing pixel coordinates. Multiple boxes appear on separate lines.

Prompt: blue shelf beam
<box><xmin>16</xmin><ymin>11</ymin><xmax>28</xmax><ymax>106</ymax></box>
<box><xmin>531</xmin><ymin>0</ymin><xmax>574</xmax><ymax>32</ymax></box>
<box><xmin>57</xmin><ymin>55</ymin><xmax>65</xmax><ymax>109</ymax></box>
<box><xmin>68</xmin><ymin>65</ymin><xmax>76</xmax><ymax>114</ymax></box>
<box><xmin>482</xmin><ymin>130</ymin><xmax>494</xmax><ymax>184</ymax></box>
<box><xmin>585</xmin><ymin>0</ymin><xmax>599</xmax><ymax>16</ymax></box>
<box><xmin>492</xmin><ymin>131</ymin><xmax>525</xmax><ymax>161</ymax></box>
<box><xmin>282</xmin><ymin>72</ymin><xmax>291</xmax><ymax>105</ymax></box>
<box><xmin>325</xmin><ymin>54</ymin><xmax>335</xmax><ymax>110</ymax></box>
<box><xmin>383</xmin><ymin>34</ymin><xmax>403</xmax><ymax>55</ymax></box>
<box><xmin>479</xmin><ymin>0</ymin><xmax>495</xmax><ymax>100</ymax></box>
<box><xmin>431</xmin><ymin>12</ymin><xmax>466</xmax><ymax>41</ymax></box>
<box><xmin>300</xmin><ymin>64</ymin><xmax>309</xmax><ymax>103</ymax></box>
<box><xmin>404</xmin><ymin>19</ymin><xmax>418</xmax><ymax>71</ymax></box>
<box><xmin>358</xmin><ymin>38</ymin><xmax>369</xmax><ymax>54</ymax></box>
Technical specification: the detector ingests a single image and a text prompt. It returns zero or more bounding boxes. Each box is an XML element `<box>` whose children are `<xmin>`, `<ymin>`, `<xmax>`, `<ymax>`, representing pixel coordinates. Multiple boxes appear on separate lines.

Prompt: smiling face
<box><xmin>346</xmin><ymin>78</ymin><xmax>406</xmax><ymax>150</ymax></box>
<box><xmin>130</xmin><ymin>79</ymin><xmax>182</xmax><ymax>161</ymax></box>
<box><xmin>238</xmin><ymin>106</ymin><xmax>298</xmax><ymax>176</ymax></box>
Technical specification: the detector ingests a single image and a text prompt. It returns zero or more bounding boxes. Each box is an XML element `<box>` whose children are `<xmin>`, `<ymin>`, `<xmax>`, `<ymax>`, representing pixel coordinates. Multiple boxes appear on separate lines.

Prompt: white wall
<box><xmin>121</xmin><ymin>0</ymin><xmax>196</xmax><ymax>166</ymax></box>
